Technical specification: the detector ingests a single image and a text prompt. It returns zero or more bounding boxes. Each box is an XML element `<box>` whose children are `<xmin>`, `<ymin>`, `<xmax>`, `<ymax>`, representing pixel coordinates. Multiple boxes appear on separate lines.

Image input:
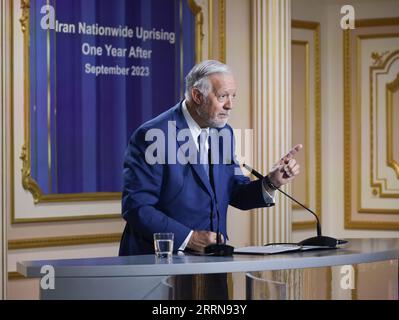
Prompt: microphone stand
<box><xmin>243</xmin><ymin>164</ymin><xmax>347</xmax><ymax>248</ymax></box>
<box><xmin>204</xmin><ymin>145</ymin><xmax>234</xmax><ymax>256</ymax></box>
<box><xmin>204</xmin><ymin>205</ymin><xmax>234</xmax><ymax>256</ymax></box>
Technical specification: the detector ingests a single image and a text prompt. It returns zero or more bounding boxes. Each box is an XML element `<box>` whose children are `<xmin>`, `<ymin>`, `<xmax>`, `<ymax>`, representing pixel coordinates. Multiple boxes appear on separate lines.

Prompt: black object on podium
<box><xmin>204</xmin><ymin>144</ymin><xmax>234</xmax><ymax>256</ymax></box>
<box><xmin>243</xmin><ymin>163</ymin><xmax>348</xmax><ymax>248</ymax></box>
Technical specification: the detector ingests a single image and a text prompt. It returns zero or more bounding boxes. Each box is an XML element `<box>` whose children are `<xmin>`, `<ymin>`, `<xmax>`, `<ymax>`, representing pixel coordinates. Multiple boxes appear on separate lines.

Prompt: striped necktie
<box><xmin>198</xmin><ymin>129</ymin><xmax>209</xmax><ymax>178</ymax></box>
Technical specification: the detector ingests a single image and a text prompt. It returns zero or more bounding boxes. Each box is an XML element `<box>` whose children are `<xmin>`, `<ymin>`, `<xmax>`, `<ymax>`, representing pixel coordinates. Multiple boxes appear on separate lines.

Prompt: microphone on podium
<box><xmin>204</xmin><ymin>205</ymin><xmax>235</xmax><ymax>256</ymax></box>
<box><xmin>242</xmin><ymin>163</ymin><xmax>347</xmax><ymax>248</ymax></box>
<box><xmin>203</xmin><ymin>148</ymin><xmax>234</xmax><ymax>256</ymax></box>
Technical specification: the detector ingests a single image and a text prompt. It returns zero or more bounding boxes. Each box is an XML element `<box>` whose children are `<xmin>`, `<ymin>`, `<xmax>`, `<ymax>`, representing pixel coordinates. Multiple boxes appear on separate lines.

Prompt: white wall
<box><xmin>292</xmin><ymin>0</ymin><xmax>399</xmax><ymax>242</ymax></box>
<box><xmin>226</xmin><ymin>0</ymin><xmax>253</xmax><ymax>249</ymax></box>
<box><xmin>0</xmin><ymin>0</ymin><xmax>9</xmax><ymax>300</ymax></box>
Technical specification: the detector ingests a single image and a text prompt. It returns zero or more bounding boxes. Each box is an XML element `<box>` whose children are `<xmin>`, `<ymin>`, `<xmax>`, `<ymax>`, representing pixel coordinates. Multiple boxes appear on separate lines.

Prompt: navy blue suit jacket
<box><xmin>119</xmin><ymin>102</ymin><xmax>273</xmax><ymax>256</ymax></box>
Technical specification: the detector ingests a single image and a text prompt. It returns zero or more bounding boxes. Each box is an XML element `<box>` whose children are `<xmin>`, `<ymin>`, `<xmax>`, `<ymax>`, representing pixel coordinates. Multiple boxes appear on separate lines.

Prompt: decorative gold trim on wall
<box><xmin>291</xmin><ymin>40</ymin><xmax>310</xmax><ymax>211</ymax></box>
<box><xmin>292</xmin><ymin>20</ymin><xmax>319</xmax><ymax>30</ymax></box>
<box><xmin>343</xmin><ymin>18</ymin><xmax>399</xmax><ymax>230</ymax></box>
<box><xmin>357</xmin><ymin>38</ymin><xmax>399</xmax><ymax>212</ymax></box>
<box><xmin>366</xmin><ymin>49</ymin><xmax>399</xmax><ymax>201</ymax></box>
<box><xmin>343</xmin><ymin>29</ymin><xmax>353</xmax><ymax>229</ymax></box>
<box><xmin>291</xmin><ymin>20</ymin><xmax>321</xmax><ymax>231</ymax></box>
<box><xmin>386</xmin><ymin>74</ymin><xmax>399</xmax><ymax>179</ymax></box>
<box><xmin>188</xmin><ymin>0</ymin><xmax>204</xmax><ymax>64</ymax></box>
<box><xmin>8</xmin><ymin>271</ymin><xmax>25</xmax><ymax>281</ymax></box>
<box><xmin>292</xmin><ymin>221</ymin><xmax>317</xmax><ymax>230</ymax></box>
<box><xmin>208</xmin><ymin>0</ymin><xmax>213</xmax><ymax>58</ymax></box>
<box><xmin>356</xmin><ymin>17</ymin><xmax>399</xmax><ymax>28</ymax></box>
<box><xmin>19</xmin><ymin>0</ymin><xmax>29</xmax><ymax>32</ymax></box>
<box><xmin>218</xmin><ymin>0</ymin><xmax>226</xmax><ymax>63</ymax></box>
<box><xmin>8</xmin><ymin>233</ymin><xmax>122</xmax><ymax>250</ymax></box>
<box><xmin>368</xmin><ymin>50</ymin><xmax>399</xmax><ymax>200</ymax></box>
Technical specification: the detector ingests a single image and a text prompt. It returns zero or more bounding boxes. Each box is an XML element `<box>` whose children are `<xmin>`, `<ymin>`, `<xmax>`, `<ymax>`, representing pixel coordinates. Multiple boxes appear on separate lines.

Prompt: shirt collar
<box><xmin>181</xmin><ymin>100</ymin><xmax>209</xmax><ymax>140</ymax></box>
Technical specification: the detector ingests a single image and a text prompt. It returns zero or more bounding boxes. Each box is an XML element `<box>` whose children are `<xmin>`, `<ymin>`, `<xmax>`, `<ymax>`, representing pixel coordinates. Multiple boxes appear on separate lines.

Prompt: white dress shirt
<box><xmin>178</xmin><ymin>100</ymin><xmax>275</xmax><ymax>251</ymax></box>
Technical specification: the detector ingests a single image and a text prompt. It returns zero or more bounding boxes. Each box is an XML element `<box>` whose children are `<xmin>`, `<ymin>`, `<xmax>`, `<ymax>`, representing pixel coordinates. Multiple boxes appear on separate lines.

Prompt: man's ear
<box><xmin>191</xmin><ymin>88</ymin><xmax>203</xmax><ymax>105</ymax></box>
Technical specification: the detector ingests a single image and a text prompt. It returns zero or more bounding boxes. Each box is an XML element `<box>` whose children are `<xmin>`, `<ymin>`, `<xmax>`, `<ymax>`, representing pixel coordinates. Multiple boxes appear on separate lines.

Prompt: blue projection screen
<box><xmin>29</xmin><ymin>0</ymin><xmax>197</xmax><ymax>197</ymax></box>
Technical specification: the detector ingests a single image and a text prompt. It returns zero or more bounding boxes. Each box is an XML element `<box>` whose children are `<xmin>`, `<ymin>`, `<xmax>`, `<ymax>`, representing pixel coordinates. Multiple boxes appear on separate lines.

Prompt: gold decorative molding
<box><xmin>218</xmin><ymin>0</ymin><xmax>226</xmax><ymax>63</ymax></box>
<box><xmin>208</xmin><ymin>0</ymin><xmax>213</xmax><ymax>58</ymax></box>
<box><xmin>8</xmin><ymin>271</ymin><xmax>25</xmax><ymax>281</ymax></box>
<box><xmin>292</xmin><ymin>221</ymin><xmax>317</xmax><ymax>230</ymax></box>
<box><xmin>368</xmin><ymin>49</ymin><xmax>399</xmax><ymax>200</ymax></box>
<box><xmin>8</xmin><ymin>233</ymin><xmax>122</xmax><ymax>250</ymax></box>
<box><xmin>355</xmin><ymin>17</ymin><xmax>399</xmax><ymax>28</ymax></box>
<box><xmin>20</xmin><ymin>144</ymin><xmax>44</xmax><ymax>203</ymax></box>
<box><xmin>188</xmin><ymin>0</ymin><xmax>204</xmax><ymax>63</ymax></box>
<box><xmin>20</xmin><ymin>129</ymin><xmax>122</xmax><ymax>202</ymax></box>
<box><xmin>386</xmin><ymin>74</ymin><xmax>399</xmax><ymax>179</ymax></box>
<box><xmin>292</xmin><ymin>19</ymin><xmax>319</xmax><ymax>30</ymax></box>
<box><xmin>371</xmin><ymin>51</ymin><xmax>390</xmax><ymax>67</ymax></box>
<box><xmin>354</xmin><ymin>43</ymin><xmax>399</xmax><ymax>214</ymax></box>
<box><xmin>19</xmin><ymin>0</ymin><xmax>29</xmax><ymax>33</ymax></box>
<box><xmin>343</xmin><ymin>29</ymin><xmax>352</xmax><ymax>229</ymax></box>
<box><xmin>343</xmin><ymin>18</ymin><xmax>399</xmax><ymax>230</ymax></box>
<box><xmin>314</xmin><ymin>21</ymin><xmax>322</xmax><ymax>232</ymax></box>
<box><xmin>207</xmin><ymin>0</ymin><xmax>226</xmax><ymax>62</ymax></box>
<box><xmin>291</xmin><ymin>20</ymin><xmax>321</xmax><ymax>230</ymax></box>
<box><xmin>291</xmin><ymin>39</ymin><xmax>310</xmax><ymax>211</ymax></box>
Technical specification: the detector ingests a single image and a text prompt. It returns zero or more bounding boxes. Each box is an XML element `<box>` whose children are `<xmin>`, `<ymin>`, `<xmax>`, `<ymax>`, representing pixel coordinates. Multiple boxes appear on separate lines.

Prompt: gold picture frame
<box><xmin>343</xmin><ymin>17</ymin><xmax>399</xmax><ymax>230</ymax></box>
<box><xmin>10</xmin><ymin>0</ymin><xmax>225</xmax><ymax>224</ymax></box>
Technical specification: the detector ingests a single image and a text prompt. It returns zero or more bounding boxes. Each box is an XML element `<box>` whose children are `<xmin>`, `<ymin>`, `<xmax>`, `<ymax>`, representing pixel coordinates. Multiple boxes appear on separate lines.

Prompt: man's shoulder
<box><xmin>141</xmin><ymin>103</ymin><xmax>180</xmax><ymax>130</ymax></box>
<box><xmin>130</xmin><ymin>102</ymin><xmax>181</xmax><ymax>139</ymax></box>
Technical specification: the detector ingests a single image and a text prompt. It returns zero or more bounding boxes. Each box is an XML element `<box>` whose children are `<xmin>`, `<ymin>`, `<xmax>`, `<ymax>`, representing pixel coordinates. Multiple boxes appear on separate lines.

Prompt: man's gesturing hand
<box><xmin>267</xmin><ymin>144</ymin><xmax>303</xmax><ymax>188</ymax></box>
<box><xmin>187</xmin><ymin>231</ymin><xmax>224</xmax><ymax>253</ymax></box>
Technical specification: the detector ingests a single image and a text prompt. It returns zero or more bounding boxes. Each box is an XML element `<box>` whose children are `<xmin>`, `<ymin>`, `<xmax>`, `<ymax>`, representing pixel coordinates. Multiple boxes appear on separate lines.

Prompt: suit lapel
<box><xmin>209</xmin><ymin>128</ymin><xmax>226</xmax><ymax>206</ymax></box>
<box><xmin>172</xmin><ymin>103</ymin><xmax>214</xmax><ymax>197</ymax></box>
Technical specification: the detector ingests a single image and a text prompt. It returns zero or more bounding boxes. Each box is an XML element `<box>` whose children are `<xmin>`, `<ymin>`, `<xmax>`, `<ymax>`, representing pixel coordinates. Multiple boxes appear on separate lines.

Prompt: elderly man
<box><xmin>119</xmin><ymin>60</ymin><xmax>301</xmax><ymax>299</ymax></box>
<box><xmin>119</xmin><ymin>59</ymin><xmax>301</xmax><ymax>257</ymax></box>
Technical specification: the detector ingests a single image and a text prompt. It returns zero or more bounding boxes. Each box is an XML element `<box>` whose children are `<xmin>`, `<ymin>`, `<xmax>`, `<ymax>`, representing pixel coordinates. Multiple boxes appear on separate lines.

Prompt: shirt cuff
<box><xmin>178</xmin><ymin>230</ymin><xmax>193</xmax><ymax>251</ymax></box>
<box><xmin>261</xmin><ymin>179</ymin><xmax>276</xmax><ymax>204</ymax></box>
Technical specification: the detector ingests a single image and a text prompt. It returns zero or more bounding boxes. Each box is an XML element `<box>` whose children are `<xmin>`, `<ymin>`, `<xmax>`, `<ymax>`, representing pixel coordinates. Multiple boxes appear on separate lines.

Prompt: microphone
<box><xmin>242</xmin><ymin>164</ymin><xmax>347</xmax><ymax>248</ymax></box>
<box><xmin>204</xmin><ymin>146</ymin><xmax>234</xmax><ymax>256</ymax></box>
<box><xmin>204</xmin><ymin>205</ymin><xmax>235</xmax><ymax>256</ymax></box>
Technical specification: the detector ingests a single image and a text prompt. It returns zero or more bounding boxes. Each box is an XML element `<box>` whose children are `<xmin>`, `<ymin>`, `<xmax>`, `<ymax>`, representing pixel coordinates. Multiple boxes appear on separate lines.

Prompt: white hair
<box><xmin>184</xmin><ymin>60</ymin><xmax>232</xmax><ymax>101</ymax></box>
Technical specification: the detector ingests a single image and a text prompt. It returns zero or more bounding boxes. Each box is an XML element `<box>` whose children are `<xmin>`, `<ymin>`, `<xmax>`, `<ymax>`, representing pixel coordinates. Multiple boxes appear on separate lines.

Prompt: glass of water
<box><xmin>153</xmin><ymin>233</ymin><xmax>174</xmax><ymax>259</ymax></box>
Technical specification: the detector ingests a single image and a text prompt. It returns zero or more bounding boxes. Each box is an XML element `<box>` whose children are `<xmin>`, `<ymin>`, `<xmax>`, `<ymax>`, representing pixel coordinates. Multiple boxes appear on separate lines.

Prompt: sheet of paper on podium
<box><xmin>234</xmin><ymin>244</ymin><xmax>333</xmax><ymax>255</ymax></box>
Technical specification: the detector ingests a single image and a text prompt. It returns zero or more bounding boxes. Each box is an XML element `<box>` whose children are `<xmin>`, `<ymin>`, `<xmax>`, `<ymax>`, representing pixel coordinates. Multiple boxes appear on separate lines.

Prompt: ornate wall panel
<box><xmin>291</xmin><ymin>20</ymin><xmax>321</xmax><ymax>230</ymax></box>
<box><xmin>344</xmin><ymin>18</ymin><xmax>399</xmax><ymax>229</ymax></box>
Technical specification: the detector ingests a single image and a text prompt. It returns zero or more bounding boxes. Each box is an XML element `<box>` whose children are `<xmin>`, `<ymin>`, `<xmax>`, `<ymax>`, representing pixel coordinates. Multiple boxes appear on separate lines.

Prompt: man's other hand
<box><xmin>186</xmin><ymin>231</ymin><xmax>224</xmax><ymax>253</ymax></box>
<box><xmin>268</xmin><ymin>144</ymin><xmax>303</xmax><ymax>188</ymax></box>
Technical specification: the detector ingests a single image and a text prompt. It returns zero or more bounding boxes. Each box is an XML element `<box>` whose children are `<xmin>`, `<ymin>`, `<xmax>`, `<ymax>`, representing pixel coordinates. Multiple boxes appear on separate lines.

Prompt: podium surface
<box><xmin>17</xmin><ymin>238</ymin><xmax>399</xmax><ymax>299</ymax></box>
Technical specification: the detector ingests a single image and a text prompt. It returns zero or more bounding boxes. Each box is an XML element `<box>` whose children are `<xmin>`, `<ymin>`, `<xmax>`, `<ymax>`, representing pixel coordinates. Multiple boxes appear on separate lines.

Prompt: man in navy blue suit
<box><xmin>119</xmin><ymin>60</ymin><xmax>301</xmax><ymax>257</ymax></box>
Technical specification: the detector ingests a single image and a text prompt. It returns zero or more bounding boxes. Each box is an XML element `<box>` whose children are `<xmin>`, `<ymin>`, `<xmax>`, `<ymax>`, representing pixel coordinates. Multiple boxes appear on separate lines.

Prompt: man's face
<box><xmin>196</xmin><ymin>73</ymin><xmax>237</xmax><ymax>128</ymax></box>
